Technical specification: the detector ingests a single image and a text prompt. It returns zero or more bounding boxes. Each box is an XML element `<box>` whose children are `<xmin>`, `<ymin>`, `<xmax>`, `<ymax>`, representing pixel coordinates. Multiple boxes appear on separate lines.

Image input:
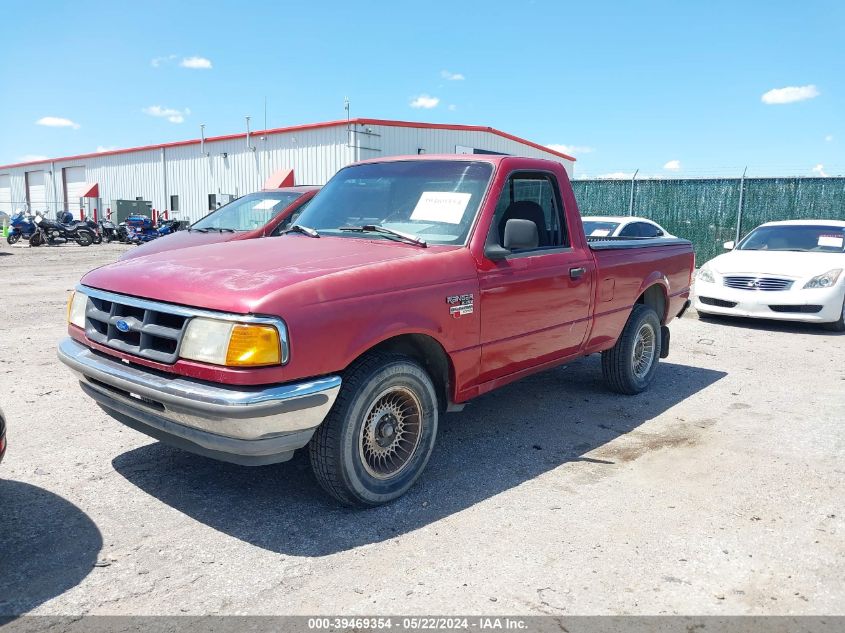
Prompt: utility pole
<box><xmin>628</xmin><ymin>169</ymin><xmax>639</xmax><ymax>216</ymax></box>
<box><xmin>735</xmin><ymin>166</ymin><xmax>747</xmax><ymax>243</ymax></box>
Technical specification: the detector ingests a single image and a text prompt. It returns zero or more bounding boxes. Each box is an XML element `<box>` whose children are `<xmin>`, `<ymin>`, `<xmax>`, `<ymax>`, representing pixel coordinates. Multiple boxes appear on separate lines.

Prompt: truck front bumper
<box><xmin>58</xmin><ymin>337</ymin><xmax>341</xmax><ymax>465</ymax></box>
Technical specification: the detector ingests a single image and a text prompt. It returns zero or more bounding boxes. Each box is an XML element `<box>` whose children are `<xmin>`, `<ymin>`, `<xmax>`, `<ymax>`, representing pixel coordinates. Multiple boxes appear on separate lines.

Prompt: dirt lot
<box><xmin>0</xmin><ymin>242</ymin><xmax>842</xmax><ymax>616</ymax></box>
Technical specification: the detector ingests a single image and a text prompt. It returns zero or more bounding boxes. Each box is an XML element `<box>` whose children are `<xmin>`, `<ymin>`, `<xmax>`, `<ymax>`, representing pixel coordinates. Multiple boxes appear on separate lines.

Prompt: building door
<box><xmin>25</xmin><ymin>171</ymin><xmax>47</xmax><ymax>214</ymax></box>
<box><xmin>63</xmin><ymin>166</ymin><xmax>87</xmax><ymax>216</ymax></box>
<box><xmin>0</xmin><ymin>174</ymin><xmax>11</xmax><ymax>215</ymax></box>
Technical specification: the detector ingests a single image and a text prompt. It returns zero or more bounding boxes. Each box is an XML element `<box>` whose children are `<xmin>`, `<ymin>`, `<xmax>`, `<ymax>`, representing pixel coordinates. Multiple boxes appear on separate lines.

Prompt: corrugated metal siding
<box><xmin>360</xmin><ymin>124</ymin><xmax>574</xmax><ymax>174</ymax></box>
<box><xmin>0</xmin><ymin>123</ymin><xmax>568</xmax><ymax>223</ymax></box>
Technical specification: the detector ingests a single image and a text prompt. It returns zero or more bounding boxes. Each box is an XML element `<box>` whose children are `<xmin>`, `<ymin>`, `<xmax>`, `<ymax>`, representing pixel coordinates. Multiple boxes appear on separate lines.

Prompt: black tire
<box><xmin>309</xmin><ymin>353</ymin><xmax>439</xmax><ymax>507</ymax></box>
<box><xmin>602</xmin><ymin>304</ymin><xmax>663</xmax><ymax>395</ymax></box>
<box><xmin>75</xmin><ymin>230</ymin><xmax>94</xmax><ymax>246</ymax></box>
<box><xmin>92</xmin><ymin>234</ymin><xmax>102</xmax><ymax>245</ymax></box>
<box><xmin>823</xmin><ymin>297</ymin><xmax>845</xmax><ymax>332</ymax></box>
<box><xmin>6</xmin><ymin>233</ymin><xmax>20</xmax><ymax>245</ymax></box>
<box><xmin>29</xmin><ymin>231</ymin><xmax>44</xmax><ymax>247</ymax></box>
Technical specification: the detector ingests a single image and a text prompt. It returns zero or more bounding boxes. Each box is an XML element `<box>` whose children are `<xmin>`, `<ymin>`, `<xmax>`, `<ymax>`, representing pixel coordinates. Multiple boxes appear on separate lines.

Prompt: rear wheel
<box><xmin>75</xmin><ymin>230</ymin><xmax>94</xmax><ymax>246</ymax></box>
<box><xmin>823</xmin><ymin>296</ymin><xmax>845</xmax><ymax>332</ymax></box>
<box><xmin>602</xmin><ymin>304</ymin><xmax>662</xmax><ymax>394</ymax></box>
<box><xmin>309</xmin><ymin>353</ymin><xmax>439</xmax><ymax>507</ymax></box>
<box><xmin>92</xmin><ymin>233</ymin><xmax>102</xmax><ymax>245</ymax></box>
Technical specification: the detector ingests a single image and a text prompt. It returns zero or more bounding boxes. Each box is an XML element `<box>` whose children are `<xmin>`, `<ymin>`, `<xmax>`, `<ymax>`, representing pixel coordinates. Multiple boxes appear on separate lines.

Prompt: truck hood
<box><xmin>119</xmin><ymin>230</ymin><xmax>236</xmax><ymax>261</ymax></box>
<box><xmin>709</xmin><ymin>250</ymin><xmax>844</xmax><ymax>278</ymax></box>
<box><xmin>82</xmin><ymin>235</ymin><xmax>457</xmax><ymax>314</ymax></box>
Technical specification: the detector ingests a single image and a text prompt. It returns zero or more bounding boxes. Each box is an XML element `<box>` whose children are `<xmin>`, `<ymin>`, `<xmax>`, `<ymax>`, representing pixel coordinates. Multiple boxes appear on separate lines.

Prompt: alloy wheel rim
<box><xmin>359</xmin><ymin>386</ymin><xmax>423</xmax><ymax>480</ymax></box>
<box><xmin>632</xmin><ymin>323</ymin><xmax>656</xmax><ymax>379</ymax></box>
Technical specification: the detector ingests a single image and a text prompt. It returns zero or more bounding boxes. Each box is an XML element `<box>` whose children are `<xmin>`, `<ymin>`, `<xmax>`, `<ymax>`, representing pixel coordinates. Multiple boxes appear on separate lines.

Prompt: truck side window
<box><xmin>489</xmin><ymin>172</ymin><xmax>568</xmax><ymax>250</ymax></box>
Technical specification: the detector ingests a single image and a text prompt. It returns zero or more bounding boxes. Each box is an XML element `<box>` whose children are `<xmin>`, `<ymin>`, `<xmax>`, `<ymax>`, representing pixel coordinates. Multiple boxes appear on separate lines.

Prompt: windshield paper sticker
<box><xmin>411</xmin><ymin>192</ymin><xmax>471</xmax><ymax>224</ymax></box>
<box><xmin>253</xmin><ymin>199</ymin><xmax>279</xmax><ymax>210</ymax></box>
<box><xmin>818</xmin><ymin>234</ymin><xmax>844</xmax><ymax>248</ymax></box>
<box><xmin>591</xmin><ymin>229</ymin><xmax>611</xmax><ymax>237</ymax></box>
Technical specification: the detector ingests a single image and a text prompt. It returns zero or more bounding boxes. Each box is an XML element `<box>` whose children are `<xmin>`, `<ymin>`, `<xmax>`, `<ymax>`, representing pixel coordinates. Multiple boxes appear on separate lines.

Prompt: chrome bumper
<box><xmin>58</xmin><ymin>337</ymin><xmax>341</xmax><ymax>465</ymax></box>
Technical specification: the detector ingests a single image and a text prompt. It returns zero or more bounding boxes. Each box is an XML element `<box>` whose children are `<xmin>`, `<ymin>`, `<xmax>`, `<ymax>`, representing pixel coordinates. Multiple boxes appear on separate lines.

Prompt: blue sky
<box><xmin>0</xmin><ymin>0</ymin><xmax>842</xmax><ymax>177</ymax></box>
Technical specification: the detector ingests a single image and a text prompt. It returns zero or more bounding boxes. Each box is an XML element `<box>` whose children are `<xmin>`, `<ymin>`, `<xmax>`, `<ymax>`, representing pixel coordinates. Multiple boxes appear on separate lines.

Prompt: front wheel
<box><xmin>602</xmin><ymin>304</ymin><xmax>662</xmax><ymax>394</ymax></box>
<box><xmin>29</xmin><ymin>231</ymin><xmax>44</xmax><ymax>247</ymax></box>
<box><xmin>823</xmin><ymin>296</ymin><xmax>845</xmax><ymax>332</ymax></box>
<box><xmin>75</xmin><ymin>230</ymin><xmax>94</xmax><ymax>246</ymax></box>
<box><xmin>7</xmin><ymin>233</ymin><xmax>20</xmax><ymax>245</ymax></box>
<box><xmin>309</xmin><ymin>353</ymin><xmax>439</xmax><ymax>507</ymax></box>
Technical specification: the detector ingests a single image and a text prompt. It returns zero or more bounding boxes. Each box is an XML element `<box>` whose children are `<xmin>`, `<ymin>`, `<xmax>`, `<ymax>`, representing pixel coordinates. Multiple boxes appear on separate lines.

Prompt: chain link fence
<box><xmin>571</xmin><ymin>177</ymin><xmax>845</xmax><ymax>263</ymax></box>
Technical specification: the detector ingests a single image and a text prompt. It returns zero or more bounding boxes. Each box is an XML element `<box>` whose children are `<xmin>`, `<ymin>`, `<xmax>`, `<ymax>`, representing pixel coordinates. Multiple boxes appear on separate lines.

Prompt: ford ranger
<box><xmin>58</xmin><ymin>155</ymin><xmax>694</xmax><ymax>506</ymax></box>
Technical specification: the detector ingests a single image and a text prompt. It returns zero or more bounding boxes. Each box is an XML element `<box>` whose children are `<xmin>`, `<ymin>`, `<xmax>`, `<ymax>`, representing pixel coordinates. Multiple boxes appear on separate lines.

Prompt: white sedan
<box><xmin>694</xmin><ymin>220</ymin><xmax>845</xmax><ymax>331</ymax></box>
<box><xmin>581</xmin><ymin>216</ymin><xmax>674</xmax><ymax>239</ymax></box>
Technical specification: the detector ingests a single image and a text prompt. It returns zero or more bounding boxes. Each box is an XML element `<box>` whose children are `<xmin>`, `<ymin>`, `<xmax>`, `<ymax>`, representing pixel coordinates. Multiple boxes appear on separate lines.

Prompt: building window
<box><xmin>170</xmin><ymin>195</ymin><xmax>179</xmax><ymax>212</ymax></box>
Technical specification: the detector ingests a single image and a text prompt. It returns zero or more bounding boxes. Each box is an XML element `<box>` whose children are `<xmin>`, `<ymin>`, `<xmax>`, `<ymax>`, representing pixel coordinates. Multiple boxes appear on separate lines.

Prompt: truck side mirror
<box><xmin>503</xmin><ymin>219</ymin><xmax>539</xmax><ymax>250</ymax></box>
<box><xmin>723</xmin><ymin>240</ymin><xmax>735</xmax><ymax>250</ymax></box>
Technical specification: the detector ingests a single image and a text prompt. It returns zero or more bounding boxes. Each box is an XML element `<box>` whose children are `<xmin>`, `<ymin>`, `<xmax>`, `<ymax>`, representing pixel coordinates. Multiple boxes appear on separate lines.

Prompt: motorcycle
<box><xmin>98</xmin><ymin>219</ymin><xmax>119</xmax><ymax>243</ymax></box>
<box><xmin>29</xmin><ymin>213</ymin><xmax>95</xmax><ymax>247</ymax></box>
<box><xmin>124</xmin><ymin>215</ymin><xmax>158</xmax><ymax>243</ymax></box>
<box><xmin>7</xmin><ymin>210</ymin><xmax>37</xmax><ymax>245</ymax></box>
<box><xmin>59</xmin><ymin>211</ymin><xmax>102</xmax><ymax>244</ymax></box>
<box><xmin>127</xmin><ymin>217</ymin><xmax>189</xmax><ymax>244</ymax></box>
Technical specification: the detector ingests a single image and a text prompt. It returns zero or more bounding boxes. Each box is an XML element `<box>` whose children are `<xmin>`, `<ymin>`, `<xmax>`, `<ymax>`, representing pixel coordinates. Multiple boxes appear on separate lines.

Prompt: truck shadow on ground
<box><xmin>696</xmin><ymin>313</ymin><xmax>843</xmax><ymax>336</ymax></box>
<box><xmin>0</xmin><ymin>480</ymin><xmax>102</xmax><ymax>615</ymax></box>
<box><xmin>112</xmin><ymin>357</ymin><xmax>725</xmax><ymax>557</ymax></box>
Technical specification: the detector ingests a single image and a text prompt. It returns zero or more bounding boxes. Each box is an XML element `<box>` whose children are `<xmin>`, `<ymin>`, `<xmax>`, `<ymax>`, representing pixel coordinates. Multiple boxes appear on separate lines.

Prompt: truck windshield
<box><xmin>192</xmin><ymin>192</ymin><xmax>301</xmax><ymax>231</ymax></box>
<box><xmin>294</xmin><ymin>160</ymin><xmax>493</xmax><ymax>245</ymax></box>
<box><xmin>738</xmin><ymin>225</ymin><xmax>845</xmax><ymax>253</ymax></box>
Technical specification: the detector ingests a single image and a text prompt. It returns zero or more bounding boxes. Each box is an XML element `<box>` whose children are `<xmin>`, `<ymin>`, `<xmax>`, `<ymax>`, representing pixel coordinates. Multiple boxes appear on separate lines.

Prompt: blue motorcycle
<box><xmin>7</xmin><ymin>211</ymin><xmax>37</xmax><ymax>245</ymax></box>
<box><xmin>126</xmin><ymin>216</ymin><xmax>188</xmax><ymax>244</ymax></box>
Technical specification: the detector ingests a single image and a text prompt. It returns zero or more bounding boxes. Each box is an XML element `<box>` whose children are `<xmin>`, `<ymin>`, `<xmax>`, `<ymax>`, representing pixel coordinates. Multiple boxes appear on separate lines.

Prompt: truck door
<box><xmin>477</xmin><ymin>170</ymin><xmax>594</xmax><ymax>383</ymax></box>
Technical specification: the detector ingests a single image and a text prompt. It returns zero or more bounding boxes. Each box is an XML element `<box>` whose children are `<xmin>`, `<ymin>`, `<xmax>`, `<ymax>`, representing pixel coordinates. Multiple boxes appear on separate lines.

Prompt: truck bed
<box><xmin>587</xmin><ymin>236</ymin><xmax>693</xmax><ymax>250</ymax></box>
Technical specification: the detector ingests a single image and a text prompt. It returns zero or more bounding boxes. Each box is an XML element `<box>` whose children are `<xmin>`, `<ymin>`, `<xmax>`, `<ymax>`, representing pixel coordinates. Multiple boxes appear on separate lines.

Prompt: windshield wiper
<box><xmin>339</xmin><ymin>224</ymin><xmax>427</xmax><ymax>247</ymax></box>
<box><xmin>279</xmin><ymin>224</ymin><xmax>320</xmax><ymax>238</ymax></box>
<box><xmin>189</xmin><ymin>227</ymin><xmax>209</xmax><ymax>233</ymax></box>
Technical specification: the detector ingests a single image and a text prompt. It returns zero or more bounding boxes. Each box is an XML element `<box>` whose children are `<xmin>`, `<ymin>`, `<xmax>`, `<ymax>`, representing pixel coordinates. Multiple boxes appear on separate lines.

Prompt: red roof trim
<box><xmin>0</xmin><ymin>118</ymin><xmax>575</xmax><ymax>170</ymax></box>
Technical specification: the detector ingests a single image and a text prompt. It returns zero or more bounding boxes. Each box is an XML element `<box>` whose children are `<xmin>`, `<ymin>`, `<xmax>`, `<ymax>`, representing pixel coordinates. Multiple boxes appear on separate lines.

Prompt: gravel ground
<box><xmin>0</xmin><ymin>242</ymin><xmax>842</xmax><ymax>616</ymax></box>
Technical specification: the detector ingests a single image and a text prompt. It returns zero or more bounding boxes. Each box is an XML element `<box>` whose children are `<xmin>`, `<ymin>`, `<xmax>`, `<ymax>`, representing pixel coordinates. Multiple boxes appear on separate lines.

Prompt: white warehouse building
<box><xmin>0</xmin><ymin>118</ymin><xmax>575</xmax><ymax>224</ymax></box>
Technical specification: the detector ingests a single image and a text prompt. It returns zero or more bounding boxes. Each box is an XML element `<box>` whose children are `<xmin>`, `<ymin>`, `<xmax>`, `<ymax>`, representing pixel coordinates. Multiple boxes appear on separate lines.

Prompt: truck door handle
<box><xmin>570</xmin><ymin>267</ymin><xmax>587</xmax><ymax>280</ymax></box>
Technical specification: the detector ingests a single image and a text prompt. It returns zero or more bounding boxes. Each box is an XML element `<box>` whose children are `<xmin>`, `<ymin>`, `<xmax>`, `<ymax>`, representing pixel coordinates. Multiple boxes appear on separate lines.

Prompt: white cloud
<box><xmin>96</xmin><ymin>145</ymin><xmax>117</xmax><ymax>153</ymax></box>
<box><xmin>410</xmin><ymin>94</ymin><xmax>440</xmax><ymax>109</ymax></box>
<box><xmin>151</xmin><ymin>54</ymin><xmax>177</xmax><ymax>67</ymax></box>
<box><xmin>180</xmin><ymin>56</ymin><xmax>212</xmax><ymax>69</ymax></box>
<box><xmin>17</xmin><ymin>154</ymin><xmax>49</xmax><ymax>162</ymax></box>
<box><xmin>546</xmin><ymin>143</ymin><xmax>594</xmax><ymax>156</ymax></box>
<box><xmin>811</xmin><ymin>164</ymin><xmax>827</xmax><ymax>177</ymax></box>
<box><xmin>663</xmin><ymin>159</ymin><xmax>681</xmax><ymax>171</ymax></box>
<box><xmin>761</xmin><ymin>84</ymin><xmax>820</xmax><ymax>104</ymax></box>
<box><xmin>143</xmin><ymin>105</ymin><xmax>190</xmax><ymax>123</ymax></box>
<box><xmin>36</xmin><ymin>116</ymin><xmax>80</xmax><ymax>130</ymax></box>
<box><xmin>825</xmin><ymin>134</ymin><xmax>833</xmax><ymax>142</ymax></box>
<box><xmin>441</xmin><ymin>70</ymin><xmax>465</xmax><ymax>81</ymax></box>
<box><xmin>597</xmin><ymin>172</ymin><xmax>635</xmax><ymax>180</ymax></box>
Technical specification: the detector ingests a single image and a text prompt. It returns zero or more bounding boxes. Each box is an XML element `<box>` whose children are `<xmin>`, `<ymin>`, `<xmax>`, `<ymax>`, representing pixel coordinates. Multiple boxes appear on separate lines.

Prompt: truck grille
<box><xmin>723</xmin><ymin>276</ymin><xmax>793</xmax><ymax>291</ymax></box>
<box><xmin>84</xmin><ymin>294</ymin><xmax>188</xmax><ymax>364</ymax></box>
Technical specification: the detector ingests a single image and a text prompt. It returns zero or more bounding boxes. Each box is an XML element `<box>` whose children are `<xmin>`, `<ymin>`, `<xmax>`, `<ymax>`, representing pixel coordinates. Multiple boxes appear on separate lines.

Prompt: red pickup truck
<box><xmin>59</xmin><ymin>155</ymin><xmax>694</xmax><ymax>506</ymax></box>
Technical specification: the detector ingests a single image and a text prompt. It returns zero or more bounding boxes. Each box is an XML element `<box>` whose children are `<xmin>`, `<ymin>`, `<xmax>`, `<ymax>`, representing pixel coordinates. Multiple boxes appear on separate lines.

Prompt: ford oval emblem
<box><xmin>115</xmin><ymin>319</ymin><xmax>131</xmax><ymax>333</ymax></box>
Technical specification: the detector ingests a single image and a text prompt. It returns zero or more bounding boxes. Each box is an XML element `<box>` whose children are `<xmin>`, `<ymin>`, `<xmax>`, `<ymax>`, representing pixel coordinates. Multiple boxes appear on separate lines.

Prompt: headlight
<box><xmin>67</xmin><ymin>291</ymin><xmax>87</xmax><ymax>329</ymax></box>
<box><xmin>180</xmin><ymin>317</ymin><xmax>285</xmax><ymax>367</ymax></box>
<box><xmin>697</xmin><ymin>264</ymin><xmax>715</xmax><ymax>284</ymax></box>
<box><xmin>803</xmin><ymin>268</ymin><xmax>842</xmax><ymax>289</ymax></box>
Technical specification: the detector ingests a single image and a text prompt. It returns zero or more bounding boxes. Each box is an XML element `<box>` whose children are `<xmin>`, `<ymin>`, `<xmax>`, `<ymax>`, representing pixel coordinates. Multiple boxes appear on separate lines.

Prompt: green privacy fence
<box><xmin>571</xmin><ymin>177</ymin><xmax>845</xmax><ymax>263</ymax></box>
